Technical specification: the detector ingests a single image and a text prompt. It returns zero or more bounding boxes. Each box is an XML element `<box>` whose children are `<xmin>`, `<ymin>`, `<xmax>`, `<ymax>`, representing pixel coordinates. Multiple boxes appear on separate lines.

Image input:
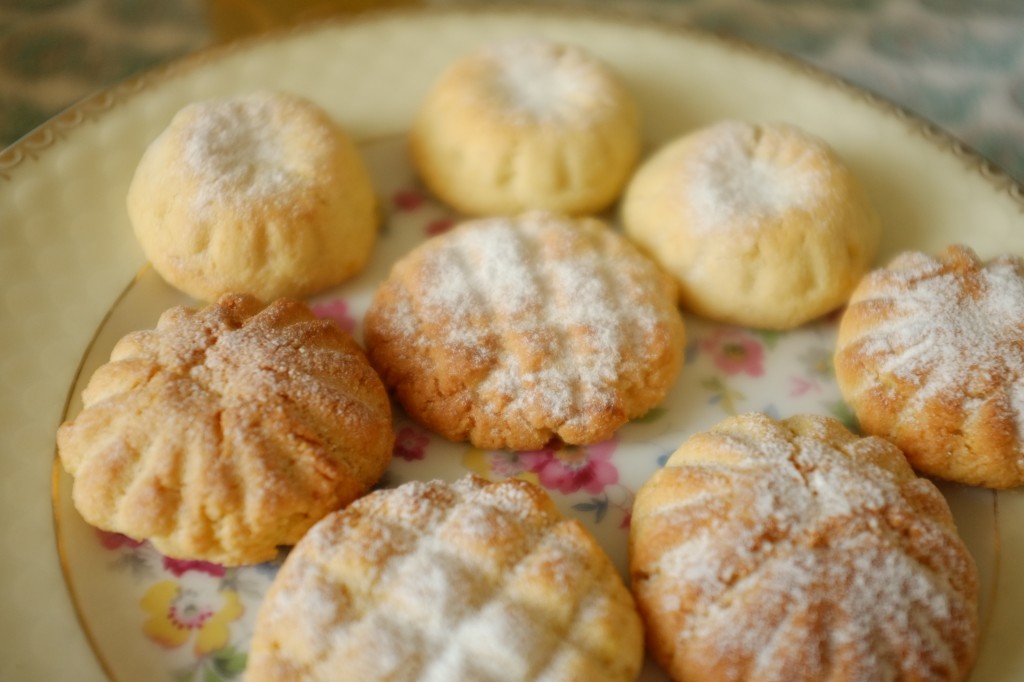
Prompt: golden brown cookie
<box><xmin>410</xmin><ymin>38</ymin><xmax>641</xmax><ymax>216</ymax></box>
<box><xmin>363</xmin><ymin>210</ymin><xmax>685</xmax><ymax>450</ymax></box>
<box><xmin>630</xmin><ymin>413</ymin><xmax>979</xmax><ymax>682</ymax></box>
<box><xmin>56</xmin><ymin>294</ymin><xmax>394</xmax><ymax>566</ymax></box>
<box><xmin>127</xmin><ymin>91</ymin><xmax>378</xmax><ymax>302</ymax></box>
<box><xmin>621</xmin><ymin>120</ymin><xmax>880</xmax><ymax>329</ymax></box>
<box><xmin>835</xmin><ymin>244</ymin><xmax>1024</xmax><ymax>488</ymax></box>
<box><xmin>246</xmin><ymin>474</ymin><xmax>644</xmax><ymax>682</ymax></box>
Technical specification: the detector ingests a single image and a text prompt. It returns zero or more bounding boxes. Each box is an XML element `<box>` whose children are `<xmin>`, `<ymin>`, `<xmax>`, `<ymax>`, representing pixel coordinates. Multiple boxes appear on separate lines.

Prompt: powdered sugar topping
<box><xmin>685</xmin><ymin>121</ymin><xmax>830</xmax><ymax>233</ymax></box>
<box><xmin>481</xmin><ymin>39</ymin><xmax>616</xmax><ymax>123</ymax></box>
<box><xmin>181</xmin><ymin>93</ymin><xmax>312</xmax><ymax>212</ymax></box>
<box><xmin>854</xmin><ymin>248</ymin><xmax>1024</xmax><ymax>438</ymax></box>
<box><xmin>256</xmin><ymin>477</ymin><xmax>638</xmax><ymax>680</ymax></box>
<box><xmin>637</xmin><ymin>415</ymin><xmax>976</xmax><ymax>680</ymax></box>
<box><xmin>387</xmin><ymin>212</ymin><xmax>677</xmax><ymax>434</ymax></box>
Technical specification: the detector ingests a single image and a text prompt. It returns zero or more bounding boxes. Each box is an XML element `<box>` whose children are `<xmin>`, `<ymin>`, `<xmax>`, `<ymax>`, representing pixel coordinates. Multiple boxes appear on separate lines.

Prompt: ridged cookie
<box><xmin>835</xmin><ymin>244</ymin><xmax>1024</xmax><ymax>488</ymax></box>
<box><xmin>363</xmin><ymin>210</ymin><xmax>685</xmax><ymax>450</ymax></box>
<box><xmin>246</xmin><ymin>475</ymin><xmax>644</xmax><ymax>682</ymax></box>
<box><xmin>56</xmin><ymin>294</ymin><xmax>394</xmax><ymax>565</ymax></box>
<box><xmin>630</xmin><ymin>413</ymin><xmax>979</xmax><ymax>682</ymax></box>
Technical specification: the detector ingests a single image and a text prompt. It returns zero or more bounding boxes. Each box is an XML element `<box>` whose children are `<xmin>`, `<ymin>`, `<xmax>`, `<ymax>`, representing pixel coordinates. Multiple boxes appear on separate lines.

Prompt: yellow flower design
<box><xmin>141</xmin><ymin>580</ymin><xmax>243</xmax><ymax>656</ymax></box>
<box><xmin>462</xmin><ymin>447</ymin><xmax>540</xmax><ymax>485</ymax></box>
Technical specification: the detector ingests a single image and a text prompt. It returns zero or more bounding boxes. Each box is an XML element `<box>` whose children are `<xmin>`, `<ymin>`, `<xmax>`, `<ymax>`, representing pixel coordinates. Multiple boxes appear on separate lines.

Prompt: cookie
<box><xmin>56</xmin><ymin>294</ymin><xmax>394</xmax><ymax>565</ymax></box>
<box><xmin>834</xmin><ymin>244</ymin><xmax>1024</xmax><ymax>488</ymax></box>
<box><xmin>246</xmin><ymin>475</ymin><xmax>644</xmax><ymax>682</ymax></box>
<box><xmin>127</xmin><ymin>90</ymin><xmax>378</xmax><ymax>301</ymax></box>
<box><xmin>630</xmin><ymin>413</ymin><xmax>979</xmax><ymax>682</ymax></box>
<box><xmin>363</xmin><ymin>210</ymin><xmax>685</xmax><ymax>450</ymax></box>
<box><xmin>410</xmin><ymin>38</ymin><xmax>641</xmax><ymax>216</ymax></box>
<box><xmin>621</xmin><ymin>120</ymin><xmax>880</xmax><ymax>329</ymax></box>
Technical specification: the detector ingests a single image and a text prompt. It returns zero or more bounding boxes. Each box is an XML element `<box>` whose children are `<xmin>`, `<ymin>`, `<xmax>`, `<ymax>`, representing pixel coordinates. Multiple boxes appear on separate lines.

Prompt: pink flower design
<box><xmin>789</xmin><ymin>376</ymin><xmax>821</xmax><ymax>397</ymax></box>
<box><xmin>96</xmin><ymin>530</ymin><xmax>144</xmax><ymax>551</ymax></box>
<box><xmin>489</xmin><ymin>451</ymin><xmax>533</xmax><ymax>478</ymax></box>
<box><xmin>699</xmin><ymin>327</ymin><xmax>765</xmax><ymax>377</ymax></box>
<box><xmin>394</xmin><ymin>426</ymin><xmax>430</xmax><ymax>461</ymax></box>
<box><xmin>393</xmin><ymin>188</ymin><xmax>425</xmax><ymax>211</ymax></box>
<box><xmin>521</xmin><ymin>439</ymin><xmax>619</xmax><ymax>495</ymax></box>
<box><xmin>311</xmin><ymin>299</ymin><xmax>357</xmax><ymax>334</ymax></box>
<box><xmin>163</xmin><ymin>557</ymin><xmax>227</xmax><ymax>578</ymax></box>
<box><xmin>425</xmin><ymin>217</ymin><xmax>455</xmax><ymax>236</ymax></box>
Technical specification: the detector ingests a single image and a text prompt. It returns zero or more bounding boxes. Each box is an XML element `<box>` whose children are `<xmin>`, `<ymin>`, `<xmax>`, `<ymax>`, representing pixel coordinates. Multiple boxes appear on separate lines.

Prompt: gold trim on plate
<box><xmin>51</xmin><ymin>265</ymin><xmax>153</xmax><ymax>682</ymax></box>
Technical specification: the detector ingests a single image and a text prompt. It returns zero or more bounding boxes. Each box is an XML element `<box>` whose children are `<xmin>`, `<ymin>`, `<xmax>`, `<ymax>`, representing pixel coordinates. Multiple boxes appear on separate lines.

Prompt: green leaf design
<box><xmin>633</xmin><ymin>407</ymin><xmax>666</xmax><ymax>424</ymax></box>
<box><xmin>700</xmin><ymin>376</ymin><xmax>745</xmax><ymax>415</ymax></box>
<box><xmin>826</xmin><ymin>400</ymin><xmax>860</xmax><ymax>433</ymax></box>
<box><xmin>211</xmin><ymin>645</ymin><xmax>248</xmax><ymax>677</ymax></box>
<box><xmin>751</xmin><ymin>328</ymin><xmax>783</xmax><ymax>349</ymax></box>
<box><xmin>573</xmin><ymin>497</ymin><xmax>609</xmax><ymax>524</ymax></box>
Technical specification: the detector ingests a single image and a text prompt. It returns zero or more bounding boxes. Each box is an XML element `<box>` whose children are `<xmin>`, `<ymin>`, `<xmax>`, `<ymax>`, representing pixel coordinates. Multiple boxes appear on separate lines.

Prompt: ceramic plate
<box><xmin>1</xmin><ymin>7</ymin><xmax>1022</xmax><ymax>681</ymax></box>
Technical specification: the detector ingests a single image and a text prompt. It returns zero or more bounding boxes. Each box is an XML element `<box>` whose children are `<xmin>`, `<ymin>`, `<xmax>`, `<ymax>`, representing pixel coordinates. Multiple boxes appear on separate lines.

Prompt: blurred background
<box><xmin>1</xmin><ymin>0</ymin><xmax>1023</xmax><ymax>182</ymax></box>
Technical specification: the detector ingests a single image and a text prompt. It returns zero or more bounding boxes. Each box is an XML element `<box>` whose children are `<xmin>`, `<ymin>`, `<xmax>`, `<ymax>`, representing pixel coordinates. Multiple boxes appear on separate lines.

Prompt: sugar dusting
<box><xmin>181</xmin><ymin>93</ymin><xmax>306</xmax><ymax>213</ymax></box>
<box><xmin>684</xmin><ymin>121</ymin><xmax>829</xmax><ymax>233</ymax></box>
<box><xmin>853</xmin><ymin>249</ymin><xmax>1024</xmax><ymax>438</ymax></box>
<box><xmin>161</xmin><ymin>297</ymin><xmax>367</xmax><ymax>420</ymax></box>
<box><xmin>640</xmin><ymin>417</ymin><xmax>976</xmax><ymax>680</ymax></box>
<box><xmin>66</xmin><ymin>294</ymin><xmax>393</xmax><ymax>565</ymax></box>
<box><xmin>261</xmin><ymin>477</ymin><xmax>632</xmax><ymax>679</ymax></box>
<box><xmin>481</xmin><ymin>40</ymin><xmax>615</xmax><ymax>123</ymax></box>
<box><xmin>392</xmin><ymin>212</ymin><xmax>672</xmax><ymax>433</ymax></box>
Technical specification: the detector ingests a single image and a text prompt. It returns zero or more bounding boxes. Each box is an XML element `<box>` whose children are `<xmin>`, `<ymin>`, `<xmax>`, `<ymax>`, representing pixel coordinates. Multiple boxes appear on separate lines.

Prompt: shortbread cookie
<box><xmin>246</xmin><ymin>475</ymin><xmax>644</xmax><ymax>682</ymax></box>
<box><xmin>835</xmin><ymin>244</ymin><xmax>1024</xmax><ymax>488</ymax></box>
<box><xmin>630</xmin><ymin>413</ymin><xmax>979</xmax><ymax>682</ymax></box>
<box><xmin>127</xmin><ymin>91</ymin><xmax>378</xmax><ymax>301</ymax></box>
<box><xmin>410</xmin><ymin>38</ymin><xmax>641</xmax><ymax>216</ymax></box>
<box><xmin>56</xmin><ymin>294</ymin><xmax>394</xmax><ymax>565</ymax></box>
<box><xmin>622</xmin><ymin>120</ymin><xmax>880</xmax><ymax>329</ymax></box>
<box><xmin>363</xmin><ymin>210</ymin><xmax>685</xmax><ymax>450</ymax></box>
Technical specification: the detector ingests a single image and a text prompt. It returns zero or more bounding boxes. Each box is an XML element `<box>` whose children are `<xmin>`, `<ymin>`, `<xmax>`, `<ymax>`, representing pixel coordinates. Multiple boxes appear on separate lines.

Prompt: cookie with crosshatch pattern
<box><xmin>363</xmin><ymin>210</ymin><xmax>686</xmax><ymax>450</ymax></box>
<box><xmin>246</xmin><ymin>474</ymin><xmax>644</xmax><ymax>682</ymax></box>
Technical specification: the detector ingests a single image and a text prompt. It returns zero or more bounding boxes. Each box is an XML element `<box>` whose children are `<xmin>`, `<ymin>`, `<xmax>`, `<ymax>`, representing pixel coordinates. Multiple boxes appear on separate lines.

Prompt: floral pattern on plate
<box><xmin>88</xmin><ymin>529</ymin><xmax>264</xmax><ymax>681</ymax></box>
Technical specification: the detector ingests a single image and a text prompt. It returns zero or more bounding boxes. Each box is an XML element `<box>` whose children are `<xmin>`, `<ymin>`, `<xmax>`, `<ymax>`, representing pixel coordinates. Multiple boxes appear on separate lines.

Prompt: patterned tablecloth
<box><xmin>1</xmin><ymin>0</ymin><xmax>1023</xmax><ymax>184</ymax></box>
